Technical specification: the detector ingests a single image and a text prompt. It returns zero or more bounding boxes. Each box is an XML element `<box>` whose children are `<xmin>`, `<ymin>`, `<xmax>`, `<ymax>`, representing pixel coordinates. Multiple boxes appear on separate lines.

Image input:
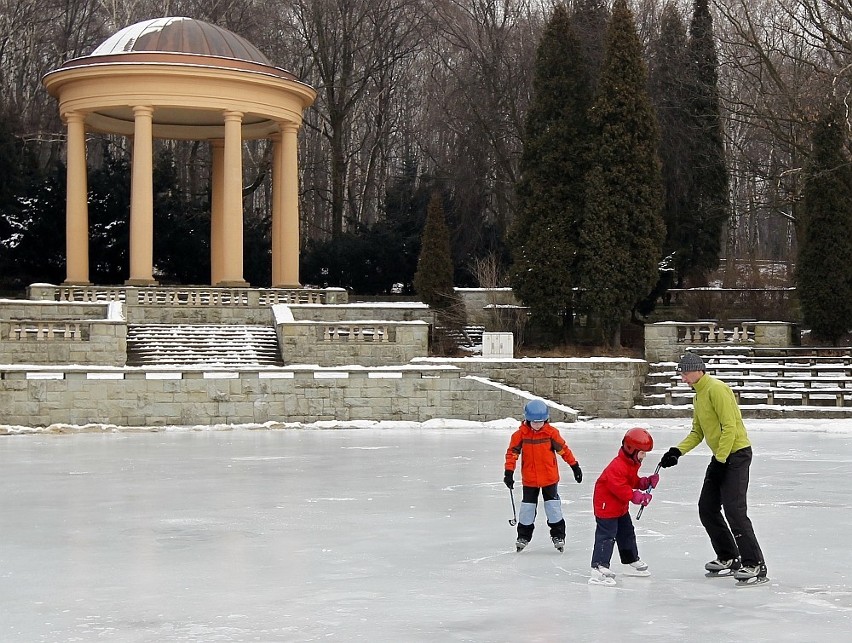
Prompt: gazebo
<box><xmin>42</xmin><ymin>17</ymin><xmax>317</xmax><ymax>287</ymax></box>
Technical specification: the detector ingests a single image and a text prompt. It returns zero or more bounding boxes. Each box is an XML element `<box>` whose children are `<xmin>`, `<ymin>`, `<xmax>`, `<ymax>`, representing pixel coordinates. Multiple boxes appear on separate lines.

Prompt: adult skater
<box><xmin>504</xmin><ymin>399</ymin><xmax>582</xmax><ymax>553</ymax></box>
<box><xmin>660</xmin><ymin>352</ymin><xmax>768</xmax><ymax>586</ymax></box>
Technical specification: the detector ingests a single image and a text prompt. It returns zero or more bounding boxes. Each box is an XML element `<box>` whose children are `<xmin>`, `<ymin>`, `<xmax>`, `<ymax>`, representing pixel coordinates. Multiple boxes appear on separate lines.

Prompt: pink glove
<box><xmin>640</xmin><ymin>473</ymin><xmax>660</xmax><ymax>490</ymax></box>
<box><xmin>631</xmin><ymin>490</ymin><xmax>652</xmax><ymax>506</ymax></box>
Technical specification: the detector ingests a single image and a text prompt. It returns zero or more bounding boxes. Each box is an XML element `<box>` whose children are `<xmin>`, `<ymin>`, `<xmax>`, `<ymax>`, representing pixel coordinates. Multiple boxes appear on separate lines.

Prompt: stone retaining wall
<box><xmin>413</xmin><ymin>357</ymin><xmax>647</xmax><ymax>418</ymax></box>
<box><xmin>0</xmin><ymin>366</ymin><xmax>576</xmax><ymax>427</ymax></box>
<box><xmin>0</xmin><ymin>300</ymin><xmax>127</xmax><ymax>366</ymax></box>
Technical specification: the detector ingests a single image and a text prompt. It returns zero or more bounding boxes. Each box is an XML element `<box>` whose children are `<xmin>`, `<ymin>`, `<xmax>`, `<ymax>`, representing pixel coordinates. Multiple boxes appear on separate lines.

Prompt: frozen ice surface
<box><xmin>1</xmin><ymin>419</ymin><xmax>851</xmax><ymax>642</ymax></box>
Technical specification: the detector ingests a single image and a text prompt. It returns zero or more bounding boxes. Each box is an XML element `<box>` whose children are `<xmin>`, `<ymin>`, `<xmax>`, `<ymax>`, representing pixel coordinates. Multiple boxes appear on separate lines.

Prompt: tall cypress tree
<box><xmin>682</xmin><ymin>0</ymin><xmax>729</xmax><ymax>283</ymax></box>
<box><xmin>797</xmin><ymin>106</ymin><xmax>852</xmax><ymax>344</ymax></box>
<box><xmin>414</xmin><ymin>191</ymin><xmax>455</xmax><ymax>313</ymax></box>
<box><xmin>648</xmin><ymin>2</ymin><xmax>691</xmax><ymax>288</ymax></box>
<box><xmin>509</xmin><ymin>4</ymin><xmax>594</xmax><ymax>336</ymax></box>
<box><xmin>575</xmin><ymin>0</ymin><xmax>665</xmax><ymax>347</ymax></box>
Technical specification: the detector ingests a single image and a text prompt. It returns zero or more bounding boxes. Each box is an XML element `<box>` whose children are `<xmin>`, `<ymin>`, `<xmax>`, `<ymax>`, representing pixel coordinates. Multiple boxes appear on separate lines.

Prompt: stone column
<box><xmin>126</xmin><ymin>105</ymin><xmax>156</xmax><ymax>285</ymax></box>
<box><xmin>63</xmin><ymin>112</ymin><xmax>90</xmax><ymax>284</ymax></box>
<box><xmin>280</xmin><ymin>121</ymin><xmax>301</xmax><ymax>288</ymax></box>
<box><xmin>270</xmin><ymin>132</ymin><xmax>284</xmax><ymax>287</ymax></box>
<box><xmin>210</xmin><ymin>140</ymin><xmax>225</xmax><ymax>285</ymax></box>
<box><xmin>218</xmin><ymin>110</ymin><xmax>247</xmax><ymax>286</ymax></box>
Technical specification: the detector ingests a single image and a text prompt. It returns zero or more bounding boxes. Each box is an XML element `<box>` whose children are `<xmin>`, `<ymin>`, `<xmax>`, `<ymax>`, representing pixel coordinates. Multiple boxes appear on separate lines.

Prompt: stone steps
<box><xmin>633</xmin><ymin>347</ymin><xmax>852</xmax><ymax>417</ymax></box>
<box><xmin>127</xmin><ymin>324</ymin><xmax>282</xmax><ymax>366</ymax></box>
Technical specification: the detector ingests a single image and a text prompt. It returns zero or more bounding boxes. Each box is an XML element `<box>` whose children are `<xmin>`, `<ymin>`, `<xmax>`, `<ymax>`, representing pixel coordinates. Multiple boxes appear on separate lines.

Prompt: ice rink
<box><xmin>2</xmin><ymin>419</ymin><xmax>851</xmax><ymax>642</ymax></box>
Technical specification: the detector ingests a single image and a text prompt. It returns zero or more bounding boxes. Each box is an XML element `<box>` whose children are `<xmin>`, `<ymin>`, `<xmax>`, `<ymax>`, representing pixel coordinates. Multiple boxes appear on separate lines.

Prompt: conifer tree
<box><xmin>797</xmin><ymin>106</ymin><xmax>852</xmax><ymax>344</ymax></box>
<box><xmin>648</xmin><ymin>3</ymin><xmax>691</xmax><ymax>288</ymax></box>
<box><xmin>682</xmin><ymin>0</ymin><xmax>729</xmax><ymax>283</ymax></box>
<box><xmin>509</xmin><ymin>4</ymin><xmax>594</xmax><ymax>335</ymax></box>
<box><xmin>575</xmin><ymin>0</ymin><xmax>665</xmax><ymax>347</ymax></box>
<box><xmin>414</xmin><ymin>191</ymin><xmax>455</xmax><ymax>313</ymax></box>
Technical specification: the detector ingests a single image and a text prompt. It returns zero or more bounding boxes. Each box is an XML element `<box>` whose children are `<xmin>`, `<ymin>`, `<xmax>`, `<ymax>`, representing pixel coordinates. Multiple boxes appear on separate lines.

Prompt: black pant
<box><xmin>591</xmin><ymin>513</ymin><xmax>639</xmax><ymax>569</ymax></box>
<box><xmin>516</xmin><ymin>484</ymin><xmax>565</xmax><ymax>541</ymax></box>
<box><xmin>697</xmin><ymin>447</ymin><xmax>764</xmax><ymax>567</ymax></box>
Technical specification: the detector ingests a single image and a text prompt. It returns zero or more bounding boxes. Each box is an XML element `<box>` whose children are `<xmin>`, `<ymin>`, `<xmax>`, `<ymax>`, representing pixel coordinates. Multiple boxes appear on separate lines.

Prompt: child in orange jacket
<box><xmin>503</xmin><ymin>399</ymin><xmax>582</xmax><ymax>552</ymax></box>
<box><xmin>589</xmin><ymin>427</ymin><xmax>658</xmax><ymax>586</ymax></box>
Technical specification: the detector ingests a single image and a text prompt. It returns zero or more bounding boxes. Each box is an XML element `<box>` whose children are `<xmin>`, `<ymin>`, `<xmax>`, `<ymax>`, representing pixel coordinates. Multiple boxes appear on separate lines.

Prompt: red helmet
<box><xmin>622</xmin><ymin>428</ymin><xmax>653</xmax><ymax>454</ymax></box>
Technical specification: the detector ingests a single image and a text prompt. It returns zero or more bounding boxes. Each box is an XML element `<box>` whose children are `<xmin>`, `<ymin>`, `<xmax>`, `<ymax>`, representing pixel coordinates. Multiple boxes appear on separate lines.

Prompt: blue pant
<box><xmin>591</xmin><ymin>513</ymin><xmax>639</xmax><ymax>569</ymax></box>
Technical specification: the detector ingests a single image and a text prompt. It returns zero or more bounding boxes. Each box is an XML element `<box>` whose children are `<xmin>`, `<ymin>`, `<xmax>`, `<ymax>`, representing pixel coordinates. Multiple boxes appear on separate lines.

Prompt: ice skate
<box><xmin>515</xmin><ymin>538</ymin><xmax>529</xmax><ymax>552</ymax></box>
<box><xmin>624</xmin><ymin>559</ymin><xmax>650</xmax><ymax>577</ymax></box>
<box><xmin>704</xmin><ymin>557</ymin><xmax>741</xmax><ymax>578</ymax></box>
<box><xmin>734</xmin><ymin>563</ymin><xmax>769</xmax><ymax>587</ymax></box>
<box><xmin>552</xmin><ymin>537</ymin><xmax>565</xmax><ymax>552</ymax></box>
<box><xmin>588</xmin><ymin>566</ymin><xmax>617</xmax><ymax>586</ymax></box>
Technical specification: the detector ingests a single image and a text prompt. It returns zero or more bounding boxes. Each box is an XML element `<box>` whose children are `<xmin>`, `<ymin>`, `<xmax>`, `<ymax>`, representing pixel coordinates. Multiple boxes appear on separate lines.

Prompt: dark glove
<box><xmin>660</xmin><ymin>447</ymin><xmax>682</xmax><ymax>468</ymax></box>
<box><xmin>570</xmin><ymin>462</ymin><xmax>583</xmax><ymax>483</ymax></box>
<box><xmin>631</xmin><ymin>490</ymin><xmax>652</xmax><ymax>506</ymax></box>
<box><xmin>504</xmin><ymin>469</ymin><xmax>514</xmax><ymax>489</ymax></box>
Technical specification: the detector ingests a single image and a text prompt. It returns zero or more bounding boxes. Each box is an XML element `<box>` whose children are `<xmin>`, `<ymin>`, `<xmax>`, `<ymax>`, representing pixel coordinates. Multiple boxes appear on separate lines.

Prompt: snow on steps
<box><xmin>633</xmin><ymin>347</ymin><xmax>852</xmax><ymax>419</ymax></box>
<box><xmin>127</xmin><ymin>324</ymin><xmax>282</xmax><ymax>367</ymax></box>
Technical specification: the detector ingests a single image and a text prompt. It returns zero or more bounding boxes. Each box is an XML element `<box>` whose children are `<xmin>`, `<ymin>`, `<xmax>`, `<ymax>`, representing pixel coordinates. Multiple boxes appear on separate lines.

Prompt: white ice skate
<box><xmin>588</xmin><ymin>566</ymin><xmax>617</xmax><ymax>587</ymax></box>
<box><xmin>623</xmin><ymin>559</ymin><xmax>650</xmax><ymax>577</ymax></box>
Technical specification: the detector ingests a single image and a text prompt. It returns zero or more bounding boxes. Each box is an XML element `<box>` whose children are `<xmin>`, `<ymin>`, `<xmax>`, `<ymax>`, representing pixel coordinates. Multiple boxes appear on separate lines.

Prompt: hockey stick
<box><xmin>636</xmin><ymin>461</ymin><xmax>662</xmax><ymax>520</ymax></box>
<box><xmin>508</xmin><ymin>488</ymin><xmax>518</xmax><ymax>526</ymax></box>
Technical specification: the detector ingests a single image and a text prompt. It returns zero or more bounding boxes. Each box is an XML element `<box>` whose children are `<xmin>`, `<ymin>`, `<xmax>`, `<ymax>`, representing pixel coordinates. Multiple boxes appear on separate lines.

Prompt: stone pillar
<box><xmin>280</xmin><ymin>122</ymin><xmax>301</xmax><ymax>288</ymax></box>
<box><xmin>270</xmin><ymin>132</ymin><xmax>284</xmax><ymax>286</ymax></box>
<box><xmin>210</xmin><ymin>140</ymin><xmax>225</xmax><ymax>285</ymax></box>
<box><xmin>218</xmin><ymin>110</ymin><xmax>248</xmax><ymax>286</ymax></box>
<box><xmin>126</xmin><ymin>105</ymin><xmax>157</xmax><ymax>285</ymax></box>
<box><xmin>64</xmin><ymin>112</ymin><xmax>90</xmax><ymax>284</ymax></box>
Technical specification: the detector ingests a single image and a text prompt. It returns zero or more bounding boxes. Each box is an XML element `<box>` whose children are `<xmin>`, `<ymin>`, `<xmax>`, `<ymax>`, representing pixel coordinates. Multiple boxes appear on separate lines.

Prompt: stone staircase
<box><xmin>634</xmin><ymin>346</ymin><xmax>852</xmax><ymax>418</ymax></box>
<box><xmin>127</xmin><ymin>324</ymin><xmax>283</xmax><ymax>367</ymax></box>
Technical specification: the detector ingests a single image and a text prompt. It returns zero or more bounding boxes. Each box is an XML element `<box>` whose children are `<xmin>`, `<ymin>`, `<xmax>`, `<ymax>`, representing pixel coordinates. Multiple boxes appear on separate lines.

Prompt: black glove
<box><xmin>660</xmin><ymin>447</ymin><xmax>682</xmax><ymax>468</ymax></box>
<box><xmin>503</xmin><ymin>469</ymin><xmax>514</xmax><ymax>489</ymax></box>
<box><xmin>571</xmin><ymin>462</ymin><xmax>583</xmax><ymax>483</ymax></box>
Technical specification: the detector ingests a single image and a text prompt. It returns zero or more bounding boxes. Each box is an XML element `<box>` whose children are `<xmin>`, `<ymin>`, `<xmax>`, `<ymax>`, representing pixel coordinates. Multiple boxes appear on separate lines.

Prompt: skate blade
<box><xmin>735</xmin><ymin>576</ymin><xmax>769</xmax><ymax>587</ymax></box>
<box><xmin>588</xmin><ymin>577</ymin><xmax>617</xmax><ymax>587</ymax></box>
<box><xmin>705</xmin><ymin>570</ymin><xmax>736</xmax><ymax>578</ymax></box>
<box><xmin>624</xmin><ymin>569</ymin><xmax>650</xmax><ymax>577</ymax></box>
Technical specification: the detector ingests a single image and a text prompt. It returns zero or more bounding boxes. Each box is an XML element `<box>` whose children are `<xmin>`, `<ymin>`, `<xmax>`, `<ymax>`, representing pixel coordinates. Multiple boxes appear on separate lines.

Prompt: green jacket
<box><xmin>677</xmin><ymin>374</ymin><xmax>751</xmax><ymax>463</ymax></box>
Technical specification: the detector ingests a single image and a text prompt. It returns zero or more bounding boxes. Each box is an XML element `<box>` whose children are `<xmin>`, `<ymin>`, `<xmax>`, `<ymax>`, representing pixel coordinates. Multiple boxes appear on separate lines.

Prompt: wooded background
<box><xmin>0</xmin><ymin>0</ymin><xmax>847</xmax><ymax>293</ymax></box>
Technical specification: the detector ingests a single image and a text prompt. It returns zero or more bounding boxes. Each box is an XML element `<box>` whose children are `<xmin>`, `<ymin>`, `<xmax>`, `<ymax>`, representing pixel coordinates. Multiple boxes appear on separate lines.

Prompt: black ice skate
<box><xmin>704</xmin><ymin>557</ymin><xmax>741</xmax><ymax>578</ymax></box>
<box><xmin>734</xmin><ymin>563</ymin><xmax>769</xmax><ymax>587</ymax></box>
<box><xmin>552</xmin><ymin>537</ymin><xmax>565</xmax><ymax>552</ymax></box>
<box><xmin>515</xmin><ymin>538</ymin><xmax>529</xmax><ymax>552</ymax></box>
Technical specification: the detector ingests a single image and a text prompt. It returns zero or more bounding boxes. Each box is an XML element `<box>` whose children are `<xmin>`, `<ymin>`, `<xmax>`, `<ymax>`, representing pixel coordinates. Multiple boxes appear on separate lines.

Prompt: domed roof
<box><xmin>91</xmin><ymin>17</ymin><xmax>272</xmax><ymax>65</ymax></box>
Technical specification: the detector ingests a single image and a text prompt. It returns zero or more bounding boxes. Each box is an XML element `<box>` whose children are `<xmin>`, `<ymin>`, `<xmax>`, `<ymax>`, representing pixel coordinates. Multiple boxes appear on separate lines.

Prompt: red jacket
<box><xmin>593</xmin><ymin>450</ymin><xmax>650</xmax><ymax>519</ymax></box>
<box><xmin>504</xmin><ymin>422</ymin><xmax>577</xmax><ymax>488</ymax></box>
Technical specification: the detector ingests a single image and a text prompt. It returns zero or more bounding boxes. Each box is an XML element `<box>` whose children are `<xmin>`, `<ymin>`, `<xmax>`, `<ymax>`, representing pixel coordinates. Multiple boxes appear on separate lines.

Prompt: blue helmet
<box><xmin>523</xmin><ymin>399</ymin><xmax>549</xmax><ymax>422</ymax></box>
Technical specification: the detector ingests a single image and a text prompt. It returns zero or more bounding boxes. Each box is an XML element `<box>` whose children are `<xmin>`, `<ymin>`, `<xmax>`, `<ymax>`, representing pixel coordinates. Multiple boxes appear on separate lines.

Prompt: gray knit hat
<box><xmin>677</xmin><ymin>353</ymin><xmax>706</xmax><ymax>372</ymax></box>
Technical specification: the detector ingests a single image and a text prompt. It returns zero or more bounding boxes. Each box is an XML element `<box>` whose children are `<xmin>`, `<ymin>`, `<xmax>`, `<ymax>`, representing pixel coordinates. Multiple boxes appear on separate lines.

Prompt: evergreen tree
<box><xmin>681</xmin><ymin>0</ymin><xmax>729</xmax><ymax>283</ymax></box>
<box><xmin>509</xmin><ymin>4</ymin><xmax>594</xmax><ymax>336</ymax></box>
<box><xmin>575</xmin><ymin>0</ymin><xmax>665</xmax><ymax>347</ymax></box>
<box><xmin>648</xmin><ymin>2</ymin><xmax>691</xmax><ymax>289</ymax></box>
<box><xmin>414</xmin><ymin>191</ymin><xmax>455</xmax><ymax>313</ymax></box>
<box><xmin>796</xmin><ymin>106</ymin><xmax>852</xmax><ymax>344</ymax></box>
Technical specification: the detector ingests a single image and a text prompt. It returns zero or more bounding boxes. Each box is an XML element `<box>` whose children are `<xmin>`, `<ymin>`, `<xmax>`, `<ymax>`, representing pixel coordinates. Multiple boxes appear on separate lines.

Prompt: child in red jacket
<box><xmin>589</xmin><ymin>428</ymin><xmax>658</xmax><ymax>586</ymax></box>
<box><xmin>504</xmin><ymin>399</ymin><xmax>582</xmax><ymax>552</ymax></box>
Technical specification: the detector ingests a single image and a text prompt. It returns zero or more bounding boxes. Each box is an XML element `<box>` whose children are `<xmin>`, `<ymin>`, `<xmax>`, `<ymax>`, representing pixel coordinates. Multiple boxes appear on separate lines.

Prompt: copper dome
<box><xmin>91</xmin><ymin>17</ymin><xmax>271</xmax><ymax>64</ymax></box>
<box><xmin>56</xmin><ymin>17</ymin><xmax>295</xmax><ymax>80</ymax></box>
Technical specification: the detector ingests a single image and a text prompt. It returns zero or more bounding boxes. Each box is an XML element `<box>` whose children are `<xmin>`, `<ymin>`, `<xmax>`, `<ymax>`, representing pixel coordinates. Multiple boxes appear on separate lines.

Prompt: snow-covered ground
<box><xmin>1</xmin><ymin>418</ymin><xmax>851</xmax><ymax>642</ymax></box>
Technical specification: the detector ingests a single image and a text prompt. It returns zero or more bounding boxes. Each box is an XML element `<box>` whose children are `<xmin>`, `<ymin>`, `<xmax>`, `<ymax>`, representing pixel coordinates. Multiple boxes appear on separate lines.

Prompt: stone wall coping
<box><xmin>650</xmin><ymin>320</ymin><xmax>792</xmax><ymax>326</ymax></box>
<box><xmin>412</xmin><ymin>356</ymin><xmax>646</xmax><ymax>364</ymax></box>
<box><xmin>290</xmin><ymin>302</ymin><xmax>430</xmax><ymax>309</ymax></box>
<box><xmin>283</xmin><ymin>319</ymin><xmax>428</xmax><ymax>325</ymax></box>
<box><xmin>455</xmin><ymin>287</ymin><xmax>514</xmax><ymax>292</ymax></box>
<box><xmin>0</xmin><ymin>363</ymin><xmax>459</xmax><ymax>374</ymax></box>
<box><xmin>0</xmin><ymin>299</ymin><xmax>111</xmax><ymax>308</ymax></box>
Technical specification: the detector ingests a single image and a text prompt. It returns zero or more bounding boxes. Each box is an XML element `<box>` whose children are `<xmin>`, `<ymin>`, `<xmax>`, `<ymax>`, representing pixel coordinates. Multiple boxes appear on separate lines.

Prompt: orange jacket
<box><xmin>504</xmin><ymin>422</ymin><xmax>577</xmax><ymax>488</ymax></box>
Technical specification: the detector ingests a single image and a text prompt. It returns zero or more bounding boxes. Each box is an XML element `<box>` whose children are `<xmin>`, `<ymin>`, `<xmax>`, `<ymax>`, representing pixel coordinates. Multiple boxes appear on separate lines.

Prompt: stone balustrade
<box><xmin>28</xmin><ymin>284</ymin><xmax>348</xmax><ymax>306</ymax></box>
<box><xmin>645</xmin><ymin>321</ymin><xmax>795</xmax><ymax>363</ymax></box>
